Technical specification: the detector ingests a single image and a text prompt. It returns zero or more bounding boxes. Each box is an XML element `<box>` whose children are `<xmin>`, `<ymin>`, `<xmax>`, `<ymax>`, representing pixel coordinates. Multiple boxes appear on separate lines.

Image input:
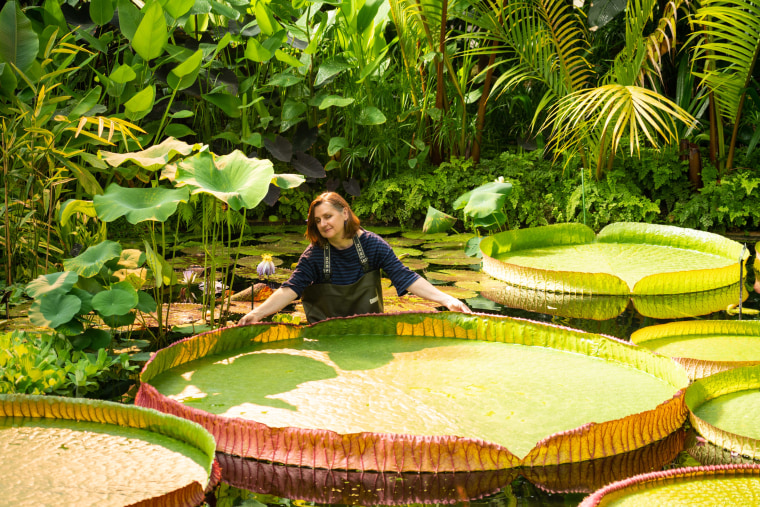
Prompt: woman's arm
<box><xmin>406</xmin><ymin>278</ymin><xmax>472</xmax><ymax>313</ymax></box>
<box><xmin>238</xmin><ymin>287</ymin><xmax>299</xmax><ymax>325</ymax></box>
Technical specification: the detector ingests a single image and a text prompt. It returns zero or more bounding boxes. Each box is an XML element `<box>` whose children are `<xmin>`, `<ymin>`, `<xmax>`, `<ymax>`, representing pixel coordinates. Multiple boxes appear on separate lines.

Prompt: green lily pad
<box><xmin>631</xmin><ymin>320</ymin><xmax>760</xmax><ymax>380</ymax></box>
<box><xmin>386</xmin><ymin>237</ymin><xmax>426</xmax><ymax>247</ymax></box>
<box><xmin>580</xmin><ymin>464</ymin><xmax>760</xmax><ymax>506</ymax></box>
<box><xmin>63</xmin><ymin>241</ymin><xmax>122</xmax><ymax>278</ymax></box>
<box><xmin>686</xmin><ymin>365</ymin><xmax>760</xmax><ymax>459</ymax></box>
<box><xmin>481</xmin><ymin>223</ymin><xmax>748</xmax><ymax>295</ymax></box>
<box><xmin>401</xmin><ymin>258</ymin><xmax>429</xmax><ymax>271</ymax></box>
<box><xmin>423</xmin><ymin>248</ymin><xmax>482</xmax><ymax>266</ymax></box>
<box><xmin>391</xmin><ymin>246</ymin><xmax>423</xmax><ymax>258</ymax></box>
<box><xmin>365</xmin><ymin>226</ymin><xmax>403</xmax><ymax>235</ymax></box>
<box><xmin>138</xmin><ymin>312</ymin><xmax>688</xmax><ymax>472</ymax></box>
<box><xmin>0</xmin><ymin>394</ymin><xmax>217</xmax><ymax>506</ymax></box>
<box><xmin>426</xmin><ymin>269</ymin><xmax>486</xmax><ymax>283</ymax></box>
<box><xmin>402</xmin><ymin>231</ymin><xmax>449</xmax><ymax>240</ymax></box>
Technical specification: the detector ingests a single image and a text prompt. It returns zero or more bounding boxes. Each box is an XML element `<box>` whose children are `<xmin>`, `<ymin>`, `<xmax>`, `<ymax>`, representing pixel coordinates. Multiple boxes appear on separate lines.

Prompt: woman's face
<box><xmin>313</xmin><ymin>203</ymin><xmax>347</xmax><ymax>241</ymax></box>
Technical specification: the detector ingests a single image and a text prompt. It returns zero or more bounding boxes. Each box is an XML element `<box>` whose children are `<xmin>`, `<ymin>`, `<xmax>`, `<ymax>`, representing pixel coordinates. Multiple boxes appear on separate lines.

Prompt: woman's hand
<box><xmin>237</xmin><ymin>287</ymin><xmax>298</xmax><ymax>326</ymax></box>
<box><xmin>407</xmin><ymin>278</ymin><xmax>472</xmax><ymax>314</ymax></box>
<box><xmin>444</xmin><ymin>295</ymin><xmax>472</xmax><ymax>313</ymax></box>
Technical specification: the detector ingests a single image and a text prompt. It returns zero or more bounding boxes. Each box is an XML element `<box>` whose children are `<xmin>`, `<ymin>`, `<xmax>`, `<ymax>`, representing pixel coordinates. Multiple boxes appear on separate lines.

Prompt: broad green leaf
<box><xmin>90</xmin><ymin>0</ymin><xmax>115</xmax><ymax>26</ymax></box>
<box><xmin>315</xmin><ymin>59</ymin><xmax>353</xmax><ymax>87</ymax></box>
<box><xmin>244</xmin><ymin>38</ymin><xmax>272</xmax><ymax>62</ymax></box>
<box><xmin>63</xmin><ymin>240</ymin><xmax>122</xmax><ymax>278</ymax></box>
<box><xmin>143</xmin><ymin>240</ymin><xmax>176</xmax><ymax>288</ymax></box>
<box><xmin>136</xmin><ymin>290</ymin><xmax>157</xmax><ymax>313</ymax></box>
<box><xmin>139</xmin><ymin>313</ymin><xmax>688</xmax><ymax>472</ymax></box>
<box><xmin>175</xmin><ymin>150</ymin><xmax>274</xmax><ymax>210</ymax></box>
<box><xmin>110</xmin><ymin>63</ymin><xmax>136</xmax><ymax>84</ymax></box>
<box><xmin>100</xmin><ymin>137</ymin><xmax>201</xmax><ymax>171</ymax></box>
<box><xmin>0</xmin><ymin>2</ymin><xmax>39</xmax><ymax>73</ymax></box>
<box><xmin>422</xmin><ymin>206</ymin><xmax>456</xmax><ymax>234</ymax></box>
<box><xmin>117</xmin><ymin>0</ymin><xmax>140</xmax><ymax>40</ymax></box>
<box><xmin>0</xmin><ymin>394</ymin><xmax>216</xmax><ymax>505</ymax></box>
<box><xmin>202</xmin><ymin>92</ymin><xmax>241</xmax><ymax>118</ymax></box>
<box><xmin>29</xmin><ymin>292</ymin><xmax>81</xmax><ymax>329</ymax></box>
<box><xmin>355</xmin><ymin>106</ymin><xmax>386</xmax><ymax>125</ymax></box>
<box><xmin>275</xmin><ymin>48</ymin><xmax>303</xmax><ymax>67</ymax></box>
<box><xmin>311</xmin><ymin>94</ymin><xmax>355</xmax><ymax>109</ymax></box>
<box><xmin>94</xmin><ymin>183</ymin><xmax>190</xmax><ymax>224</ymax></box>
<box><xmin>42</xmin><ymin>0</ymin><xmax>69</xmax><ymax>34</ymax></box>
<box><xmin>25</xmin><ymin>271</ymin><xmax>79</xmax><ymax>298</ymax></box>
<box><xmin>168</xmin><ymin>48</ymin><xmax>202</xmax><ymax>90</ymax></box>
<box><xmin>59</xmin><ymin>199</ymin><xmax>97</xmax><ymax>226</ymax></box>
<box><xmin>132</xmin><ymin>2</ymin><xmax>166</xmax><ymax>61</ymax></box>
<box><xmin>124</xmin><ymin>84</ymin><xmax>155</xmax><ymax>121</ymax></box>
<box><xmin>267</xmin><ymin>73</ymin><xmax>302</xmax><ymax>87</ymax></box>
<box><xmin>454</xmin><ymin>181</ymin><xmax>513</xmax><ymax>218</ymax></box>
<box><xmin>272</xmin><ymin>173</ymin><xmax>305</xmax><ymax>189</ymax></box>
<box><xmin>327</xmin><ymin>136</ymin><xmax>348</xmax><ymax>156</ymax></box>
<box><xmin>92</xmin><ymin>287</ymin><xmax>139</xmax><ymax>316</ymax></box>
<box><xmin>163</xmin><ymin>0</ymin><xmax>195</xmax><ymax>19</ymax></box>
<box><xmin>68</xmin><ymin>86</ymin><xmax>103</xmax><ymax>119</ymax></box>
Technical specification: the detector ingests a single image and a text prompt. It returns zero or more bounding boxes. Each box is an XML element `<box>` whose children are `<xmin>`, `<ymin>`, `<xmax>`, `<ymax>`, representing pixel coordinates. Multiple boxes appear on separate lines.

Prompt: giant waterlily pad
<box><xmin>579</xmin><ymin>464</ymin><xmax>760</xmax><ymax>506</ymax></box>
<box><xmin>137</xmin><ymin>313</ymin><xmax>688</xmax><ymax>472</ymax></box>
<box><xmin>481</xmin><ymin>223</ymin><xmax>748</xmax><ymax>295</ymax></box>
<box><xmin>631</xmin><ymin>320</ymin><xmax>760</xmax><ymax>380</ymax></box>
<box><xmin>686</xmin><ymin>365</ymin><xmax>760</xmax><ymax>460</ymax></box>
<box><xmin>0</xmin><ymin>394</ymin><xmax>218</xmax><ymax>506</ymax></box>
<box><xmin>483</xmin><ymin>282</ymin><xmax>747</xmax><ymax>321</ymax></box>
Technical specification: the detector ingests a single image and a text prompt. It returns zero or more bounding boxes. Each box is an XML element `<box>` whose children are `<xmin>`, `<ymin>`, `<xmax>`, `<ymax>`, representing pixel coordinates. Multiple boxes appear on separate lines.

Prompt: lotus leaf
<box><xmin>0</xmin><ymin>394</ymin><xmax>217</xmax><ymax>506</ymax></box>
<box><xmin>176</xmin><ymin>150</ymin><xmax>274</xmax><ymax>210</ymax></box>
<box><xmin>99</xmin><ymin>137</ymin><xmax>202</xmax><ymax>171</ymax></box>
<box><xmin>481</xmin><ymin>223</ymin><xmax>748</xmax><ymax>295</ymax></box>
<box><xmin>92</xmin><ymin>285</ymin><xmax>139</xmax><ymax>317</ymax></box>
<box><xmin>686</xmin><ymin>365</ymin><xmax>760</xmax><ymax>459</ymax></box>
<box><xmin>631</xmin><ymin>320</ymin><xmax>760</xmax><ymax>379</ymax></box>
<box><xmin>25</xmin><ymin>271</ymin><xmax>79</xmax><ymax>298</ymax></box>
<box><xmin>59</xmin><ymin>199</ymin><xmax>97</xmax><ymax>226</ymax></box>
<box><xmin>580</xmin><ymin>464</ymin><xmax>760</xmax><ymax>506</ymax></box>
<box><xmin>453</xmin><ymin>181</ymin><xmax>513</xmax><ymax>220</ymax></box>
<box><xmin>422</xmin><ymin>206</ymin><xmax>457</xmax><ymax>234</ymax></box>
<box><xmin>137</xmin><ymin>313</ymin><xmax>688</xmax><ymax>472</ymax></box>
<box><xmin>94</xmin><ymin>183</ymin><xmax>191</xmax><ymax>224</ymax></box>
<box><xmin>71</xmin><ymin>328</ymin><xmax>112</xmax><ymax>350</ymax></box>
<box><xmin>63</xmin><ymin>240</ymin><xmax>122</xmax><ymax>278</ymax></box>
<box><xmin>29</xmin><ymin>292</ymin><xmax>82</xmax><ymax>329</ymax></box>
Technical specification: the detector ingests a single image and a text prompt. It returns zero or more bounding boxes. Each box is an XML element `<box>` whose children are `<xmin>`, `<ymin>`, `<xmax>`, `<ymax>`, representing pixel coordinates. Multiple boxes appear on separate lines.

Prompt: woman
<box><xmin>239</xmin><ymin>192</ymin><xmax>471</xmax><ymax>325</ymax></box>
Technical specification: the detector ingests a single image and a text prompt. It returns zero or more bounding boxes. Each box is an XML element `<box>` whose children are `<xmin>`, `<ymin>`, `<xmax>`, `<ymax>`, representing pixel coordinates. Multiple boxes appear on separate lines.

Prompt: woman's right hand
<box><xmin>239</xmin><ymin>309</ymin><xmax>262</xmax><ymax>326</ymax></box>
<box><xmin>237</xmin><ymin>287</ymin><xmax>298</xmax><ymax>326</ymax></box>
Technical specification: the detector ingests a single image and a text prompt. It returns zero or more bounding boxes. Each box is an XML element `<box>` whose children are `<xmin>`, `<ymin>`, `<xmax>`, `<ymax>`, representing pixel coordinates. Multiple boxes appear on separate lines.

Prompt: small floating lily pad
<box><xmin>423</xmin><ymin>249</ymin><xmax>482</xmax><ymax>266</ymax></box>
<box><xmin>580</xmin><ymin>464</ymin><xmax>760</xmax><ymax>506</ymax></box>
<box><xmin>631</xmin><ymin>320</ymin><xmax>760</xmax><ymax>379</ymax></box>
<box><xmin>137</xmin><ymin>313</ymin><xmax>688</xmax><ymax>472</ymax></box>
<box><xmin>391</xmin><ymin>246</ymin><xmax>423</xmax><ymax>257</ymax></box>
<box><xmin>481</xmin><ymin>223</ymin><xmax>748</xmax><ymax>295</ymax></box>
<box><xmin>401</xmin><ymin>258</ymin><xmax>430</xmax><ymax>271</ymax></box>
<box><xmin>0</xmin><ymin>394</ymin><xmax>217</xmax><ymax>506</ymax></box>
<box><xmin>386</xmin><ymin>237</ymin><xmax>426</xmax><ymax>247</ymax></box>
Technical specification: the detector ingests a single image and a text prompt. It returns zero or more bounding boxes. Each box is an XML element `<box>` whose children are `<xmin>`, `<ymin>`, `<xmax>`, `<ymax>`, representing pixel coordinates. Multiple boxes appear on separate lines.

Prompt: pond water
<box><xmin>192</xmin><ymin>228</ymin><xmax>760</xmax><ymax>507</ymax></box>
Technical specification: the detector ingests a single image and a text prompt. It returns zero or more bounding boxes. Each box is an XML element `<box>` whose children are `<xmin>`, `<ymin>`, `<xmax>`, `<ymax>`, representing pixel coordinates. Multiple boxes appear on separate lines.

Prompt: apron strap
<box><xmin>321</xmin><ymin>233</ymin><xmax>371</xmax><ymax>282</ymax></box>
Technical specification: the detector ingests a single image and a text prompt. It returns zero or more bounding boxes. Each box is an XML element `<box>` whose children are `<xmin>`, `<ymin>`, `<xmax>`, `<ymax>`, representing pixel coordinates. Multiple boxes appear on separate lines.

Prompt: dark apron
<box><xmin>301</xmin><ymin>235</ymin><xmax>384</xmax><ymax>324</ymax></box>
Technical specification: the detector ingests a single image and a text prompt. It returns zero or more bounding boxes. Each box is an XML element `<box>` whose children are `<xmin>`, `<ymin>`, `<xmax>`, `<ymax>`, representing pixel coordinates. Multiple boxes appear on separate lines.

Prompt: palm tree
<box><xmin>689</xmin><ymin>0</ymin><xmax>760</xmax><ymax>171</ymax></box>
<box><xmin>466</xmin><ymin>0</ymin><xmax>697</xmax><ymax>178</ymax></box>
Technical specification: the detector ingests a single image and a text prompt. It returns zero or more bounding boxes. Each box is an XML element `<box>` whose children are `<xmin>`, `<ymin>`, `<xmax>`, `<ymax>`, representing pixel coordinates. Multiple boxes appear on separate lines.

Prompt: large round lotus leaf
<box><xmin>579</xmin><ymin>464</ymin><xmax>760</xmax><ymax>506</ymax></box>
<box><xmin>63</xmin><ymin>240</ymin><xmax>122</xmax><ymax>278</ymax></box>
<box><xmin>100</xmin><ymin>137</ymin><xmax>201</xmax><ymax>171</ymax></box>
<box><xmin>25</xmin><ymin>271</ymin><xmax>80</xmax><ymax>298</ymax></box>
<box><xmin>92</xmin><ymin>287</ymin><xmax>139</xmax><ymax>317</ymax></box>
<box><xmin>631</xmin><ymin>320</ymin><xmax>760</xmax><ymax>380</ymax></box>
<box><xmin>94</xmin><ymin>183</ymin><xmax>191</xmax><ymax>224</ymax></box>
<box><xmin>686</xmin><ymin>365</ymin><xmax>760</xmax><ymax>459</ymax></box>
<box><xmin>137</xmin><ymin>313</ymin><xmax>688</xmax><ymax>472</ymax></box>
<box><xmin>481</xmin><ymin>223</ymin><xmax>747</xmax><ymax>295</ymax></box>
<box><xmin>175</xmin><ymin>150</ymin><xmax>274</xmax><ymax>211</ymax></box>
<box><xmin>0</xmin><ymin>394</ymin><xmax>217</xmax><ymax>506</ymax></box>
<box><xmin>30</xmin><ymin>292</ymin><xmax>82</xmax><ymax>329</ymax></box>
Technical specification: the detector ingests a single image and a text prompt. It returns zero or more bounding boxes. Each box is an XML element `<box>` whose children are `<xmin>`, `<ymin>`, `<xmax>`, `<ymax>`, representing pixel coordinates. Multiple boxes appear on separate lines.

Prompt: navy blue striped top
<box><xmin>282</xmin><ymin>230</ymin><xmax>420</xmax><ymax>297</ymax></box>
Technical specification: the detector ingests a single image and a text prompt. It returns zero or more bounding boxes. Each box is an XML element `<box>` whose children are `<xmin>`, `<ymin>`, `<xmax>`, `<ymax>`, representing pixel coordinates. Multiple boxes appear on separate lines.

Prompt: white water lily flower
<box><xmin>495</xmin><ymin>176</ymin><xmax>505</xmax><ymax>183</ymax></box>
<box><xmin>257</xmin><ymin>254</ymin><xmax>275</xmax><ymax>278</ymax></box>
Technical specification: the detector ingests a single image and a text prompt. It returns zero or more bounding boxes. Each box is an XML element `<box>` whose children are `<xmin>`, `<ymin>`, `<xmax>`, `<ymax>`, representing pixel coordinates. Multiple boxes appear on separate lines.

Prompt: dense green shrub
<box><xmin>0</xmin><ymin>331</ymin><xmax>134</xmax><ymax>398</ymax></box>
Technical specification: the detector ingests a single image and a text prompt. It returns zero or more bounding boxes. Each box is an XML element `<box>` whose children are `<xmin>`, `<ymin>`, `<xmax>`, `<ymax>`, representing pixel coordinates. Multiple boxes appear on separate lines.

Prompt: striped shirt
<box><xmin>282</xmin><ymin>230</ymin><xmax>420</xmax><ymax>297</ymax></box>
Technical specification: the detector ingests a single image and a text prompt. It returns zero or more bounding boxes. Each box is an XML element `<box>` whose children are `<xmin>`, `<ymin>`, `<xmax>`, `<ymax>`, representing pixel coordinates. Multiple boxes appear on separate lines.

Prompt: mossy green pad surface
<box><xmin>600</xmin><ymin>475</ymin><xmax>760</xmax><ymax>506</ymax></box>
<box><xmin>150</xmin><ymin>335</ymin><xmax>676</xmax><ymax>458</ymax></box>
<box><xmin>641</xmin><ymin>335</ymin><xmax>760</xmax><ymax>361</ymax></box>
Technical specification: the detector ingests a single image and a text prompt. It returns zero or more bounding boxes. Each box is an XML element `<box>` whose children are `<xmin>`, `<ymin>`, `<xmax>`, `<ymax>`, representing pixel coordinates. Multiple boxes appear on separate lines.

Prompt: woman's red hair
<box><xmin>305</xmin><ymin>192</ymin><xmax>361</xmax><ymax>246</ymax></box>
